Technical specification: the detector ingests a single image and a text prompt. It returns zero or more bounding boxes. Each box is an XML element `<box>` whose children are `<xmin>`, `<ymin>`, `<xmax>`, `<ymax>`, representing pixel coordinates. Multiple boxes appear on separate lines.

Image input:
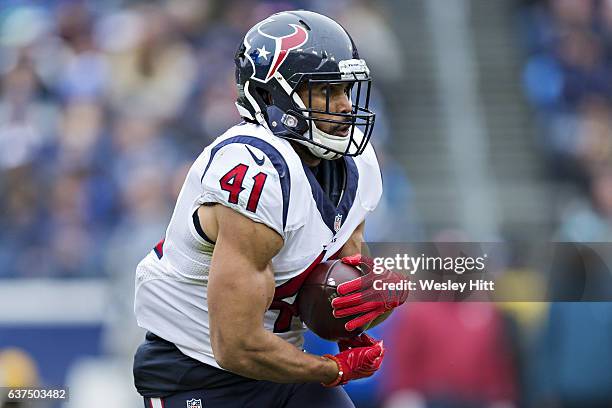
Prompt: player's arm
<box><xmin>336</xmin><ymin>220</ymin><xmax>369</xmax><ymax>258</ymax></box>
<box><xmin>206</xmin><ymin>204</ymin><xmax>338</xmax><ymax>383</ymax></box>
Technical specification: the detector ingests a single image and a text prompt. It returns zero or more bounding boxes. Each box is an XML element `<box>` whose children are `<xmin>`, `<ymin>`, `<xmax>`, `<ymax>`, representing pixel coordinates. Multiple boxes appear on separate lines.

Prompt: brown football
<box><xmin>297</xmin><ymin>259</ymin><xmax>368</xmax><ymax>341</ymax></box>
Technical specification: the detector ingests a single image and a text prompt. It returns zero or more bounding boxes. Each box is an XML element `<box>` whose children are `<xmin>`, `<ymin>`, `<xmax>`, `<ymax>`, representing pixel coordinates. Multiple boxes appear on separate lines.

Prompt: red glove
<box><xmin>338</xmin><ymin>332</ymin><xmax>379</xmax><ymax>352</ymax></box>
<box><xmin>322</xmin><ymin>333</ymin><xmax>385</xmax><ymax>387</ymax></box>
<box><xmin>332</xmin><ymin>254</ymin><xmax>408</xmax><ymax>331</ymax></box>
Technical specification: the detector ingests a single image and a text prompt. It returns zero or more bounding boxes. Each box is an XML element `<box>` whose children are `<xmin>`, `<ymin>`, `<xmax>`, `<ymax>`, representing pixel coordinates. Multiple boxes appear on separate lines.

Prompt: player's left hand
<box><xmin>332</xmin><ymin>254</ymin><xmax>408</xmax><ymax>331</ymax></box>
<box><xmin>322</xmin><ymin>336</ymin><xmax>384</xmax><ymax>387</ymax></box>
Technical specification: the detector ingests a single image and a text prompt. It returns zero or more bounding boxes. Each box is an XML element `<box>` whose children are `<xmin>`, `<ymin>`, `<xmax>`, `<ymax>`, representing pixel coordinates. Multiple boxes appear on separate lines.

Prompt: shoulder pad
<box><xmin>199</xmin><ymin>138</ymin><xmax>291</xmax><ymax>237</ymax></box>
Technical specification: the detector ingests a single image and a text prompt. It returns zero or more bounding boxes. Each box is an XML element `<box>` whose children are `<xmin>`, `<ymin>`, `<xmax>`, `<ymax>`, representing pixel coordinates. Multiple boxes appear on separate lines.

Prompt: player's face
<box><xmin>297</xmin><ymin>82</ymin><xmax>353</xmax><ymax>137</ymax></box>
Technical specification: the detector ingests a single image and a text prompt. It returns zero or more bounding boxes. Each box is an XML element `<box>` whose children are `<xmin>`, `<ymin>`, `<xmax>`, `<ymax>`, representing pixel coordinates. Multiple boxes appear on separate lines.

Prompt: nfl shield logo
<box><xmin>334</xmin><ymin>213</ymin><xmax>343</xmax><ymax>232</ymax></box>
<box><xmin>186</xmin><ymin>399</ymin><xmax>202</xmax><ymax>408</ymax></box>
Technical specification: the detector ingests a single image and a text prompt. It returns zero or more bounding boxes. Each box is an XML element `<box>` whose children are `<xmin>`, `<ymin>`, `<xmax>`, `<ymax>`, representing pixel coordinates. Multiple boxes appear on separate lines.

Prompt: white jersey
<box><xmin>134</xmin><ymin>122</ymin><xmax>382</xmax><ymax>369</ymax></box>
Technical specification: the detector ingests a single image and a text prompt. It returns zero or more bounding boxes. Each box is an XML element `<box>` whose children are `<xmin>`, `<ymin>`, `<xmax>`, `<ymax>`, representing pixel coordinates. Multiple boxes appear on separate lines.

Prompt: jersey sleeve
<box><xmin>197</xmin><ymin>142</ymin><xmax>288</xmax><ymax>238</ymax></box>
<box><xmin>358</xmin><ymin>142</ymin><xmax>383</xmax><ymax>212</ymax></box>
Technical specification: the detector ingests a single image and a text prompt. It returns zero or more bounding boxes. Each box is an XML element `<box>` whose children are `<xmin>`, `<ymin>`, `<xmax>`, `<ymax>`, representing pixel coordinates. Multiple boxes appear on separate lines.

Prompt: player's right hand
<box><xmin>332</xmin><ymin>254</ymin><xmax>409</xmax><ymax>331</ymax></box>
<box><xmin>322</xmin><ymin>336</ymin><xmax>384</xmax><ymax>387</ymax></box>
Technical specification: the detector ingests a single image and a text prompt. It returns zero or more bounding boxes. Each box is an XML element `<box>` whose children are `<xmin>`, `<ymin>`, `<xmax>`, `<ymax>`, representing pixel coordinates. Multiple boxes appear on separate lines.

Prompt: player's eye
<box><xmin>344</xmin><ymin>84</ymin><xmax>352</xmax><ymax>97</ymax></box>
<box><xmin>321</xmin><ymin>84</ymin><xmax>351</xmax><ymax>97</ymax></box>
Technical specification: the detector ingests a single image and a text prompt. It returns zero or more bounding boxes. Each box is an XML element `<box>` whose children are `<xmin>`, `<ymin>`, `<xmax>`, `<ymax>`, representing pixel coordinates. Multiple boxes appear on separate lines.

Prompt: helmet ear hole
<box><xmin>256</xmin><ymin>88</ymin><xmax>273</xmax><ymax>106</ymax></box>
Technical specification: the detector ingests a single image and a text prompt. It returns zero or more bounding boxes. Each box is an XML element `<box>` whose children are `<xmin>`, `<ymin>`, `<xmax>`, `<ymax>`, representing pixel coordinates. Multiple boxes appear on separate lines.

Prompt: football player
<box><xmin>133</xmin><ymin>10</ymin><xmax>408</xmax><ymax>408</ymax></box>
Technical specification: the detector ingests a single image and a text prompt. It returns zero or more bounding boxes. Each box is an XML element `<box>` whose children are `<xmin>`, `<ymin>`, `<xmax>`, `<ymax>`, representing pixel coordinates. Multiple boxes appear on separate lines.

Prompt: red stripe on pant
<box><xmin>149</xmin><ymin>398</ymin><xmax>165</xmax><ymax>408</ymax></box>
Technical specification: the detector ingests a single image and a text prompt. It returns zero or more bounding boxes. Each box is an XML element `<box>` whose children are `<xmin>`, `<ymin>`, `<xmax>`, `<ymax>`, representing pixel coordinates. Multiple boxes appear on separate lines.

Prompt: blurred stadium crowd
<box><xmin>2</xmin><ymin>0</ymin><xmax>612</xmax><ymax>408</ymax></box>
<box><xmin>0</xmin><ymin>0</ymin><xmax>408</xmax><ymax>279</ymax></box>
<box><xmin>521</xmin><ymin>0</ymin><xmax>612</xmax><ymax>241</ymax></box>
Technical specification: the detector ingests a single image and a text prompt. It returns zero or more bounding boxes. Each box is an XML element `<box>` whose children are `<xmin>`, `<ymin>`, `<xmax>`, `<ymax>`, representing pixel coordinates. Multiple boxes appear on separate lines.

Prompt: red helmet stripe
<box><xmin>266</xmin><ymin>24</ymin><xmax>308</xmax><ymax>81</ymax></box>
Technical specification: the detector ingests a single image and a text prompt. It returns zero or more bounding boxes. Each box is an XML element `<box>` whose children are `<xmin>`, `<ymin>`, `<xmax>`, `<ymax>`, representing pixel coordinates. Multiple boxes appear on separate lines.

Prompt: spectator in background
<box><xmin>45</xmin><ymin>167</ymin><xmax>99</xmax><ymax>277</ymax></box>
<box><xmin>531</xmin><ymin>302</ymin><xmax>612</xmax><ymax>408</ymax></box>
<box><xmin>332</xmin><ymin>0</ymin><xmax>404</xmax><ymax>84</ymax></box>
<box><xmin>531</xmin><ymin>241</ymin><xmax>612</xmax><ymax>408</ymax></box>
<box><xmin>520</xmin><ymin>0</ymin><xmax>612</xmax><ymax>190</ymax></box>
<box><xmin>0</xmin><ymin>55</ymin><xmax>57</xmax><ymax>171</ymax></box>
<box><xmin>558</xmin><ymin>165</ymin><xmax>612</xmax><ymax>241</ymax></box>
<box><xmin>55</xmin><ymin>1</ymin><xmax>110</xmax><ymax>103</ymax></box>
<box><xmin>523</xmin><ymin>29</ymin><xmax>611</xmax><ymax>185</ymax></box>
<box><xmin>530</xmin><ymin>165</ymin><xmax>612</xmax><ymax>407</ymax></box>
<box><xmin>381</xmin><ymin>303</ymin><xmax>518</xmax><ymax>408</ymax></box>
<box><xmin>0</xmin><ymin>165</ymin><xmax>46</xmax><ymax>277</ymax></box>
<box><xmin>104</xmin><ymin>5</ymin><xmax>197</xmax><ymax>121</ymax></box>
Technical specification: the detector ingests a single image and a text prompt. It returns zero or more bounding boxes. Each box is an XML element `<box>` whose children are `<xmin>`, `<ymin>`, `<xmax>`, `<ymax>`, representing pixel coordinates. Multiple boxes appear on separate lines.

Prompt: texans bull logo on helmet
<box><xmin>244</xmin><ymin>18</ymin><xmax>309</xmax><ymax>82</ymax></box>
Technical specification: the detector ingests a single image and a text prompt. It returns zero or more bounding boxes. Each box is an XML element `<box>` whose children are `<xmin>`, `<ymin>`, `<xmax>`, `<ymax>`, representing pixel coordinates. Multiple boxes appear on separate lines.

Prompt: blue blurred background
<box><xmin>1</xmin><ymin>0</ymin><xmax>612</xmax><ymax>407</ymax></box>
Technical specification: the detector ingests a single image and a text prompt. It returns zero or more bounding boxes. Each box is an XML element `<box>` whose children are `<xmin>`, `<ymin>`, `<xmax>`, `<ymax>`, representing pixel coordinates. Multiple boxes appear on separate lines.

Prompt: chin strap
<box><xmin>302</xmin><ymin>124</ymin><xmax>350</xmax><ymax>160</ymax></box>
<box><xmin>307</xmin><ymin>143</ymin><xmax>342</xmax><ymax>160</ymax></box>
